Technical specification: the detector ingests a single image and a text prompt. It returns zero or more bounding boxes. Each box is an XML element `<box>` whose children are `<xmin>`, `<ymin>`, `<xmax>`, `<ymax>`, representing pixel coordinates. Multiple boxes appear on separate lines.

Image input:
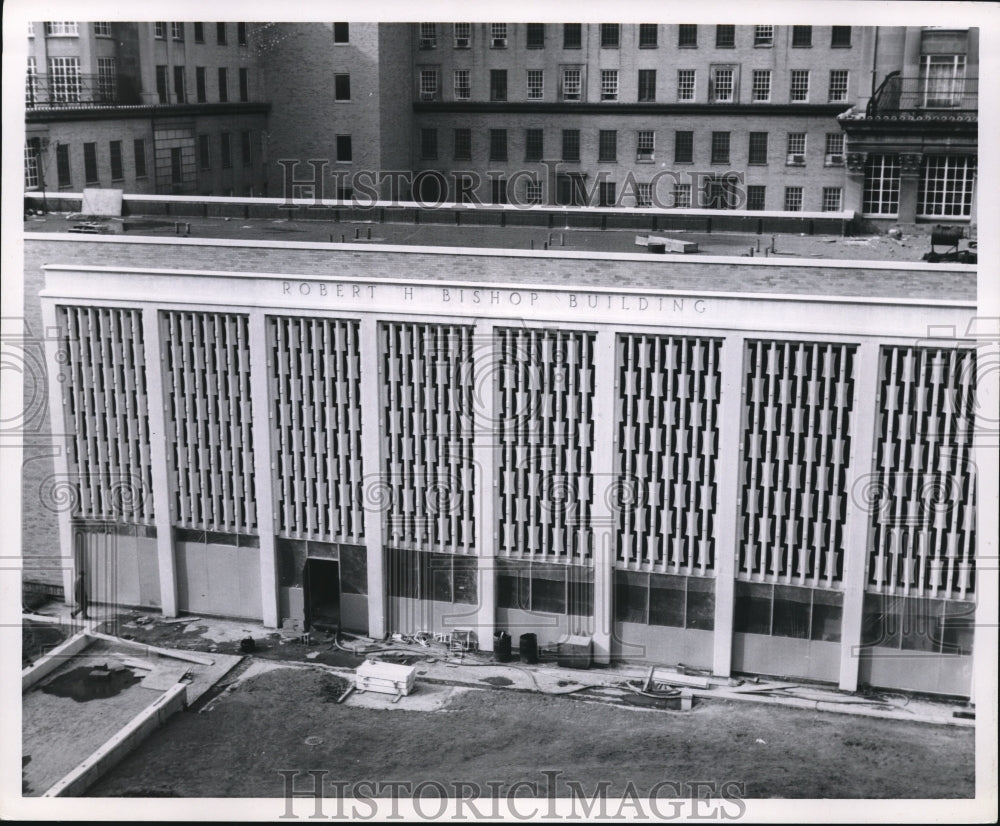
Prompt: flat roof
<box><xmin>24</xmin><ymin>213</ymin><xmax>976</xmax><ymax>303</ymax></box>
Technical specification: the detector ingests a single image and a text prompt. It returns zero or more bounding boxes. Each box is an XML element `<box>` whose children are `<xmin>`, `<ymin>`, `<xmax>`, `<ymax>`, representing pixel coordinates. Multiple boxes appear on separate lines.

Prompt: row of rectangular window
<box><xmin>38</xmin><ymin>132</ymin><xmax>266</xmax><ymax>190</ymax></box>
<box><xmin>419</xmin><ymin>67</ymin><xmax>851</xmax><ymax>104</ymax></box>
<box><xmin>153</xmin><ymin>22</ymin><xmax>248</xmax><ymax>45</ymax></box>
<box><xmin>156</xmin><ymin>66</ymin><xmax>250</xmax><ymax>103</ymax></box>
<box><xmin>198</xmin><ymin>131</ymin><xmax>258</xmax><ymax>170</ymax></box>
<box><xmin>407</xmin><ymin>153</ymin><xmax>972</xmax><ymax>216</ymax></box>
<box><xmin>37</xmin><ymin>22</ymin><xmax>847</xmax><ymax>49</ymax></box>
<box><xmin>438</xmin><ymin>176</ymin><xmax>842</xmax><ymax>212</ymax></box>
<box><xmin>26</xmin><ymin>56</ymin><xmax>118</xmax><ymax>103</ymax></box>
<box><xmin>33</xmin><ymin>58</ymin><xmax>251</xmax><ymax>106</ymax></box>
<box><xmin>41</xmin><ymin>139</ymin><xmax>148</xmax><ymax>188</ymax></box>
<box><xmin>417</xmin><ymin>23</ymin><xmax>851</xmax><ymax>50</ymax></box>
<box><xmin>420</xmin><ymin>126</ymin><xmax>845</xmax><ymax>166</ymax></box>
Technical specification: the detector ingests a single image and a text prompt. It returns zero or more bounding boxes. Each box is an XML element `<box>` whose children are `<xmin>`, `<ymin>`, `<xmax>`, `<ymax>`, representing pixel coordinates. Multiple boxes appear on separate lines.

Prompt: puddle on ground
<box><xmin>480</xmin><ymin>676</ymin><xmax>515</xmax><ymax>687</ymax></box>
<box><xmin>41</xmin><ymin>665</ymin><xmax>140</xmax><ymax>702</ymax></box>
<box><xmin>621</xmin><ymin>692</ymin><xmax>682</xmax><ymax>710</ymax></box>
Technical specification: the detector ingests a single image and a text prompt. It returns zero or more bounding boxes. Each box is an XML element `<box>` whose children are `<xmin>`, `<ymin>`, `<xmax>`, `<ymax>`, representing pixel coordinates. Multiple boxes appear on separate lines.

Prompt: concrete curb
<box><xmin>21</xmin><ymin>631</ymin><xmax>90</xmax><ymax>692</ymax></box>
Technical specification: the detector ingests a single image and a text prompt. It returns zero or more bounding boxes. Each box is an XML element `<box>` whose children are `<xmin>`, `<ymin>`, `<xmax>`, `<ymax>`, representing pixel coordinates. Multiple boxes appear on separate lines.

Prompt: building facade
<box><xmin>839</xmin><ymin>26</ymin><xmax>978</xmax><ymax>227</ymax></box>
<box><xmin>25</xmin><ymin>22</ymin><xmax>978</xmax><ymax>228</ymax></box>
<box><xmin>407</xmin><ymin>23</ymin><xmax>873</xmax><ymax>212</ymax></box>
<box><xmin>30</xmin><ymin>233</ymin><xmax>982</xmax><ymax>698</ymax></box>
<box><xmin>25</xmin><ymin>21</ymin><xmax>269</xmax><ymax>198</ymax></box>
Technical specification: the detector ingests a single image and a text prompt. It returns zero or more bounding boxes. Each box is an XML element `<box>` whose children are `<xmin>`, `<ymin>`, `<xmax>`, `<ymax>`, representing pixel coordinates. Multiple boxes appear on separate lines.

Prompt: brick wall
<box><xmin>377</xmin><ymin>24</ymin><xmax>417</xmax><ymax>192</ymax></box>
<box><xmin>411</xmin><ymin>24</ymin><xmax>877</xmax><ymax>105</ymax></box>
<box><xmin>36</xmin><ymin>119</ymin><xmax>156</xmax><ymax>194</ymax></box>
<box><xmin>412</xmin><ymin>110</ymin><xmax>855</xmax><ymax>210</ymax></box>
<box><xmin>28</xmin><ymin>113</ymin><xmax>269</xmax><ymax>197</ymax></box>
<box><xmin>261</xmin><ymin>23</ymin><xmax>389</xmax><ymax>199</ymax></box>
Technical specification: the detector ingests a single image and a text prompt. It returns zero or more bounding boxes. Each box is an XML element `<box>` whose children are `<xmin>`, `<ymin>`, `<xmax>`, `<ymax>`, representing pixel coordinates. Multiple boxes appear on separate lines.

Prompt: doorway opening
<box><xmin>305</xmin><ymin>559</ymin><xmax>340</xmax><ymax>632</ymax></box>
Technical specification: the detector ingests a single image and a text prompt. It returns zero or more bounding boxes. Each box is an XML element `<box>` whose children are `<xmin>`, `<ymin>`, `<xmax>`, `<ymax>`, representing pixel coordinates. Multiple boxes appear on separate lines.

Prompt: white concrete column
<box><xmin>140</xmin><ymin>306</ymin><xmax>178</xmax><ymax>617</ymax></box>
<box><xmin>844</xmin><ymin>161</ymin><xmax>867</xmax><ymax>218</ymax></box>
<box><xmin>78</xmin><ymin>24</ymin><xmax>94</xmax><ymax>76</ymax></box>
<box><xmin>838</xmin><ymin>340</ymin><xmax>881</xmax><ymax>691</ymax></box>
<box><xmin>712</xmin><ymin>333</ymin><xmax>747</xmax><ymax>677</ymax></box>
<box><xmin>472</xmin><ymin>320</ymin><xmax>497</xmax><ymax>651</ymax></box>
<box><xmin>140</xmin><ymin>24</ymin><xmax>159</xmax><ymax>104</ymax></box>
<box><xmin>359</xmin><ymin>317</ymin><xmax>386</xmax><ymax>639</ymax></box>
<box><xmin>972</xmin><ymin>326</ymin><xmax>998</xmax><ymax>709</ymax></box>
<box><xmin>39</xmin><ymin>299</ymin><xmax>77</xmax><ymax>605</ymax></box>
<box><xmin>248</xmin><ymin>311</ymin><xmax>279</xmax><ymax>628</ymax></box>
<box><xmin>590</xmin><ymin>327</ymin><xmax>617</xmax><ymax>664</ymax></box>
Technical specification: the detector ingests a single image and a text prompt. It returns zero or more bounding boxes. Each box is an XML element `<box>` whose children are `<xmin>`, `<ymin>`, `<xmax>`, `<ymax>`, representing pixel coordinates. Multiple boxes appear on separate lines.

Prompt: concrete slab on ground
<box><xmin>22</xmin><ymin>644</ymin><xmax>167</xmax><ymax>795</ymax></box>
<box><xmin>22</xmin><ymin>630</ymin><xmax>242</xmax><ymax>796</ymax></box>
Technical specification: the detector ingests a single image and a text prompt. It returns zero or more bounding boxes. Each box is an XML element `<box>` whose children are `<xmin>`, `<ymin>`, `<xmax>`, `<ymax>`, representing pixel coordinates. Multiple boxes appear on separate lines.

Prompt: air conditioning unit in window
<box><xmin>826</xmin><ymin>153</ymin><xmax>844</xmax><ymax>166</ymax></box>
<box><xmin>420</xmin><ymin>91</ymin><xmax>436</xmax><ymax>101</ymax></box>
<box><xmin>787</xmin><ymin>153</ymin><xmax>805</xmax><ymax>165</ymax></box>
<box><xmin>637</xmin><ymin>152</ymin><xmax>654</xmax><ymax>161</ymax></box>
<box><xmin>454</xmin><ymin>37</ymin><xmax>470</xmax><ymax>48</ymax></box>
<box><xmin>492</xmin><ymin>37</ymin><xmax>507</xmax><ymax>48</ymax></box>
<box><xmin>419</xmin><ymin>38</ymin><xmax>436</xmax><ymax>49</ymax></box>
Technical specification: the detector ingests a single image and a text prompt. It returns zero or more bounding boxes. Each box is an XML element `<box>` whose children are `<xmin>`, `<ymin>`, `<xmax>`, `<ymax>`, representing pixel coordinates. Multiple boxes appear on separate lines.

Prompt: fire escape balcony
<box><xmin>839</xmin><ymin>72</ymin><xmax>978</xmax><ymax>123</ymax></box>
<box><xmin>25</xmin><ymin>75</ymin><xmax>138</xmax><ymax>110</ymax></box>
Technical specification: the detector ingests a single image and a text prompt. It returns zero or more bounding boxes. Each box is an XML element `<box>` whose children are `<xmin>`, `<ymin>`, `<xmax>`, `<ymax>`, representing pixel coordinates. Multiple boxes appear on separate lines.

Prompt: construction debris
<box><xmin>731</xmin><ymin>681</ymin><xmax>802</xmax><ymax>694</ymax></box>
<box><xmin>646</xmin><ymin>667</ymin><xmax>710</xmax><ymax>689</ymax></box>
<box><xmin>634</xmin><ymin>235</ymin><xmax>698</xmax><ymax>254</ymax></box>
<box><xmin>355</xmin><ymin>659</ymin><xmax>416</xmax><ymax>700</ymax></box>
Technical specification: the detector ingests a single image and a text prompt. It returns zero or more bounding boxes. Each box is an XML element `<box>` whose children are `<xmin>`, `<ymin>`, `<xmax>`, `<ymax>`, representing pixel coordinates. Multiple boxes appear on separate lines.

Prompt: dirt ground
<box><xmin>89</xmin><ymin>665</ymin><xmax>974</xmax><ymax>800</ymax></box>
<box><xmin>22</xmin><ymin>620</ymin><xmax>69</xmax><ymax>668</ymax></box>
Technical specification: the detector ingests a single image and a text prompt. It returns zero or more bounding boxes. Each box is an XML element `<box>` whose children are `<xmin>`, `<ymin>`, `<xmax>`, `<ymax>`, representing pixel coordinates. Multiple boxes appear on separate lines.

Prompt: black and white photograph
<box><xmin>2</xmin><ymin>0</ymin><xmax>997</xmax><ymax>821</ymax></box>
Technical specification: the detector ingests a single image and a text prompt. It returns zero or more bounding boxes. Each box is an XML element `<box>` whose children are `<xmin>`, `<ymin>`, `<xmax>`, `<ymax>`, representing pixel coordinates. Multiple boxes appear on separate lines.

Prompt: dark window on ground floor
<box><xmin>336</xmin><ymin>135</ymin><xmax>352</xmax><ymax>163</ymax></box>
<box><xmin>83</xmin><ymin>142</ymin><xmax>99</xmax><ymax>184</ymax></box>
<box><xmin>734</xmin><ymin>581</ymin><xmax>843</xmax><ymax>641</ymax></box>
<box><xmin>386</xmin><ymin>547</ymin><xmax>478</xmax><ymax>605</ymax></box>
<box><xmin>497</xmin><ymin>558</ymin><xmax>593</xmax><ymax>616</ymax></box>
<box><xmin>109</xmin><ymin>140</ymin><xmax>123</xmax><ymax>181</ymax></box>
<box><xmin>615</xmin><ymin>571</ymin><xmax>715</xmax><ymax>630</ymax></box>
<box><xmin>57</xmin><ymin>143</ymin><xmax>72</xmax><ymax>187</ymax></box>
<box><xmin>134</xmin><ymin>139</ymin><xmax>147</xmax><ymax>178</ymax></box>
<box><xmin>198</xmin><ymin>134</ymin><xmax>211</xmax><ymax>170</ymax></box>
<box><xmin>861</xmin><ymin>592</ymin><xmax>974</xmax><ymax>654</ymax></box>
<box><xmin>170</xmin><ymin>146</ymin><xmax>183</xmax><ymax>184</ymax></box>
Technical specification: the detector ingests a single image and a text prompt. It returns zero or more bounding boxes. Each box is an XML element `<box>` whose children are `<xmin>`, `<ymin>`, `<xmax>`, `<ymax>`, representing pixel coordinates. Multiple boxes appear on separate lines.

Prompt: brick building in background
<box><xmin>23</xmin><ymin>22</ymin><xmax>978</xmax><ymax>230</ymax></box>
<box><xmin>838</xmin><ymin>26</ymin><xmax>978</xmax><ymax>228</ymax></box>
<box><xmin>257</xmin><ymin>23</ymin><xmax>414</xmax><ymax>202</ymax></box>
<box><xmin>24</xmin><ymin>21</ymin><xmax>269</xmax><ymax>197</ymax></box>
<box><xmin>407</xmin><ymin>23</ymin><xmax>869</xmax><ymax>212</ymax></box>
<box><xmin>403</xmin><ymin>22</ymin><xmax>977</xmax><ymax>227</ymax></box>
